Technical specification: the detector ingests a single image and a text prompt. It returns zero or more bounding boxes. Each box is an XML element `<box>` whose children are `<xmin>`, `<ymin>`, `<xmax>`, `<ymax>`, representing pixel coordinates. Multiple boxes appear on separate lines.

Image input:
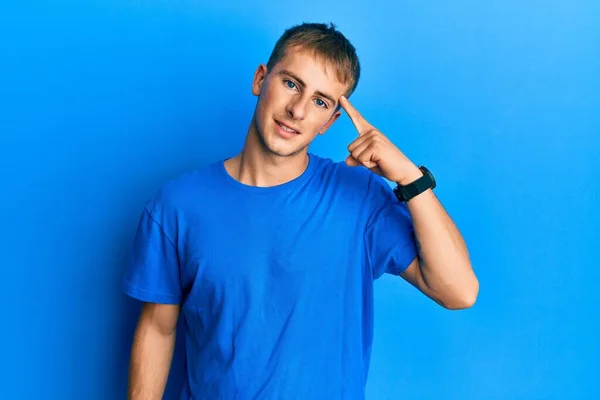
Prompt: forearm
<box><xmin>128</xmin><ymin>324</ymin><xmax>176</xmax><ymax>400</ymax></box>
<box><xmin>403</xmin><ymin>170</ymin><xmax>478</xmax><ymax>307</ymax></box>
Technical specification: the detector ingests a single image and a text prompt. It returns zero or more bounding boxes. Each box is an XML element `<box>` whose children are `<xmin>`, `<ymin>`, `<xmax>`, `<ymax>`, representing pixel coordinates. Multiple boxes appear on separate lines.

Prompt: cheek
<box><xmin>261</xmin><ymin>80</ymin><xmax>284</xmax><ymax>104</ymax></box>
<box><xmin>256</xmin><ymin>86</ymin><xmax>277</xmax><ymax>117</ymax></box>
<box><xmin>311</xmin><ymin>112</ymin><xmax>333</xmax><ymax>130</ymax></box>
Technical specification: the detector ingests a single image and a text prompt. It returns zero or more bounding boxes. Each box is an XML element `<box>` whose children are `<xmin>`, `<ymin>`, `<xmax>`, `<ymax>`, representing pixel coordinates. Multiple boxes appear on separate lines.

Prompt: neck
<box><xmin>224</xmin><ymin>118</ymin><xmax>309</xmax><ymax>187</ymax></box>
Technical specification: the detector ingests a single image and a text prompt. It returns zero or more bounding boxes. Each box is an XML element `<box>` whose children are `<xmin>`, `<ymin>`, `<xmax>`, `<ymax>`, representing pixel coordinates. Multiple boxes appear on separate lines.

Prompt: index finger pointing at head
<box><xmin>339</xmin><ymin>95</ymin><xmax>369</xmax><ymax>134</ymax></box>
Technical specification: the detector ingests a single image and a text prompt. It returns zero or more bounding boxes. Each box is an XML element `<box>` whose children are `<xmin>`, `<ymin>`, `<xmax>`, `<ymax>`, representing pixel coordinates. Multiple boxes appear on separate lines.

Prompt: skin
<box><xmin>224</xmin><ymin>45</ymin><xmax>347</xmax><ymax>187</ymax></box>
<box><xmin>225</xmin><ymin>43</ymin><xmax>478</xmax><ymax>309</ymax></box>
<box><xmin>339</xmin><ymin>97</ymin><xmax>479</xmax><ymax>310</ymax></box>
<box><xmin>128</xmin><ymin>43</ymin><xmax>479</xmax><ymax>400</ymax></box>
<box><xmin>128</xmin><ymin>303</ymin><xmax>179</xmax><ymax>400</ymax></box>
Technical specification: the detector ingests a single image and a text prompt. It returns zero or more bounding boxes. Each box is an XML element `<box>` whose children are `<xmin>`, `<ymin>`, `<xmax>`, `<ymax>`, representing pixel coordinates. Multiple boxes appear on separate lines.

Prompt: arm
<box><xmin>399</xmin><ymin>168</ymin><xmax>479</xmax><ymax>310</ymax></box>
<box><xmin>338</xmin><ymin>95</ymin><xmax>478</xmax><ymax>309</ymax></box>
<box><xmin>128</xmin><ymin>302</ymin><xmax>180</xmax><ymax>400</ymax></box>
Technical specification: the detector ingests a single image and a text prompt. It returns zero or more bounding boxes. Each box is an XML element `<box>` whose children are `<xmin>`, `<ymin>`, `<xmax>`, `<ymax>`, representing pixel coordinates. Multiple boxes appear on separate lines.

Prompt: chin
<box><xmin>265</xmin><ymin>138</ymin><xmax>307</xmax><ymax>158</ymax></box>
<box><xmin>264</xmin><ymin>141</ymin><xmax>305</xmax><ymax>158</ymax></box>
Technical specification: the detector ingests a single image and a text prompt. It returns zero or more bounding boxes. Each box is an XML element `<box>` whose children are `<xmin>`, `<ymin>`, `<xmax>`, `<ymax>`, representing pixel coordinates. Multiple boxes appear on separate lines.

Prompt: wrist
<box><xmin>396</xmin><ymin>166</ymin><xmax>424</xmax><ymax>186</ymax></box>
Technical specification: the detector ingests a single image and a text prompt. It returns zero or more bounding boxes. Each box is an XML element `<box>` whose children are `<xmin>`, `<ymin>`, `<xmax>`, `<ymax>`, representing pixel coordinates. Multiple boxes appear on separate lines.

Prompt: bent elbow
<box><xmin>445</xmin><ymin>278</ymin><xmax>479</xmax><ymax>310</ymax></box>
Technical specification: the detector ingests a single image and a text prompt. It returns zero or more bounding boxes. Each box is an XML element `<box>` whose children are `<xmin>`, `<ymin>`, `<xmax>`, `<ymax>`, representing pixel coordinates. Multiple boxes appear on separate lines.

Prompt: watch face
<box><xmin>420</xmin><ymin>166</ymin><xmax>436</xmax><ymax>189</ymax></box>
<box><xmin>429</xmin><ymin>171</ymin><xmax>436</xmax><ymax>189</ymax></box>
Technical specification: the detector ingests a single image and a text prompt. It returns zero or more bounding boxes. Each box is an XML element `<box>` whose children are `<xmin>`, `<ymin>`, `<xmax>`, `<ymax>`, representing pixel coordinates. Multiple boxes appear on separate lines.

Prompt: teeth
<box><xmin>278</xmin><ymin>122</ymin><xmax>296</xmax><ymax>133</ymax></box>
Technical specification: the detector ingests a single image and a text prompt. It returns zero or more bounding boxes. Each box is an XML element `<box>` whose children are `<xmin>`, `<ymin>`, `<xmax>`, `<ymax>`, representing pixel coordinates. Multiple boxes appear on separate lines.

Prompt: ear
<box><xmin>318</xmin><ymin>110</ymin><xmax>342</xmax><ymax>135</ymax></box>
<box><xmin>252</xmin><ymin>64</ymin><xmax>268</xmax><ymax>96</ymax></box>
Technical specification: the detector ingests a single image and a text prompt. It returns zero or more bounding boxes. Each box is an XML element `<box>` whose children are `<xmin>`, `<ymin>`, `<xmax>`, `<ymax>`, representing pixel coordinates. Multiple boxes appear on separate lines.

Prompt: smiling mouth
<box><xmin>275</xmin><ymin>120</ymin><xmax>300</xmax><ymax>134</ymax></box>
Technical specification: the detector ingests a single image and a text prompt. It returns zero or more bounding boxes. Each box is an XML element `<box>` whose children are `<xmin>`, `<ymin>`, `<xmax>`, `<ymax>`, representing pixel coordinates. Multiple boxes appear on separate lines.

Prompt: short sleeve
<box><xmin>364</xmin><ymin>174</ymin><xmax>418</xmax><ymax>279</ymax></box>
<box><xmin>122</xmin><ymin>203</ymin><xmax>182</xmax><ymax>304</ymax></box>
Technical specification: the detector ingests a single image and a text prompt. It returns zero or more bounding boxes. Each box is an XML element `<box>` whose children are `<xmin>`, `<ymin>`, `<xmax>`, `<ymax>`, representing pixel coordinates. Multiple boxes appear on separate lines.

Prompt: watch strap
<box><xmin>393</xmin><ymin>166</ymin><xmax>436</xmax><ymax>202</ymax></box>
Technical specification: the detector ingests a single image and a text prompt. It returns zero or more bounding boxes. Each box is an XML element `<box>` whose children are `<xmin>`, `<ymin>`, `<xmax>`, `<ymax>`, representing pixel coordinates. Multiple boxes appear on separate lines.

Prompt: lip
<box><xmin>275</xmin><ymin>119</ymin><xmax>301</xmax><ymax>135</ymax></box>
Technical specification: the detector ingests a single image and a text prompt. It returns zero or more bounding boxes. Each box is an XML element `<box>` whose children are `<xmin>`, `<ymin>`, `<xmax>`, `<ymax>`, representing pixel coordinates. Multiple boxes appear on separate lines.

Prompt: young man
<box><xmin>123</xmin><ymin>22</ymin><xmax>479</xmax><ymax>399</ymax></box>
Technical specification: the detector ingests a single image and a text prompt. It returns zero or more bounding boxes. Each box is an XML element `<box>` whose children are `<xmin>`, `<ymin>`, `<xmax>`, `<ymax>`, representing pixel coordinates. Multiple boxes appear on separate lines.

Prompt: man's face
<box><xmin>250</xmin><ymin>45</ymin><xmax>349</xmax><ymax>158</ymax></box>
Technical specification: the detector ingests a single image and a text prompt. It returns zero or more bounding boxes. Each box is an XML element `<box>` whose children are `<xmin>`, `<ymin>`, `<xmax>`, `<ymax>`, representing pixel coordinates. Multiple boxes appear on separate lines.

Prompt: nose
<box><xmin>285</xmin><ymin>95</ymin><xmax>308</xmax><ymax>120</ymax></box>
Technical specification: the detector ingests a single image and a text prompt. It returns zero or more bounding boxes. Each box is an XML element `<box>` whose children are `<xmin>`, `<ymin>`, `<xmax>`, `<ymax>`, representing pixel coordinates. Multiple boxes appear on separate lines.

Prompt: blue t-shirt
<box><xmin>122</xmin><ymin>153</ymin><xmax>418</xmax><ymax>399</ymax></box>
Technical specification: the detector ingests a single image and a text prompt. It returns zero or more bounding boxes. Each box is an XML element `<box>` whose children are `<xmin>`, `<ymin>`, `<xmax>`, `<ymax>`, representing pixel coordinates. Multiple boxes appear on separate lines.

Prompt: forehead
<box><xmin>273</xmin><ymin>46</ymin><xmax>348</xmax><ymax>94</ymax></box>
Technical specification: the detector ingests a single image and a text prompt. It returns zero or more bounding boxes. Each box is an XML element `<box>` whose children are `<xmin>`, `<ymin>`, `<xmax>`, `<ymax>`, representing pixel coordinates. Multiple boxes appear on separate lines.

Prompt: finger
<box><xmin>339</xmin><ymin>95</ymin><xmax>370</xmax><ymax>134</ymax></box>
<box><xmin>347</xmin><ymin>132</ymin><xmax>369</xmax><ymax>153</ymax></box>
<box><xmin>353</xmin><ymin>144</ymin><xmax>379</xmax><ymax>169</ymax></box>
<box><xmin>346</xmin><ymin>153</ymin><xmax>381</xmax><ymax>174</ymax></box>
<box><xmin>349</xmin><ymin>139</ymin><xmax>372</xmax><ymax>162</ymax></box>
<box><xmin>368</xmin><ymin>165</ymin><xmax>383</xmax><ymax>176</ymax></box>
<box><xmin>345</xmin><ymin>154</ymin><xmax>360</xmax><ymax>166</ymax></box>
<box><xmin>347</xmin><ymin>154</ymin><xmax>382</xmax><ymax>175</ymax></box>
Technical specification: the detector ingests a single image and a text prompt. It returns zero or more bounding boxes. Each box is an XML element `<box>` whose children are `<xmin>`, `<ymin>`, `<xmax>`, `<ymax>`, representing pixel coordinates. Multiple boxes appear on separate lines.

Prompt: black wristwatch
<box><xmin>393</xmin><ymin>166</ymin><xmax>436</xmax><ymax>202</ymax></box>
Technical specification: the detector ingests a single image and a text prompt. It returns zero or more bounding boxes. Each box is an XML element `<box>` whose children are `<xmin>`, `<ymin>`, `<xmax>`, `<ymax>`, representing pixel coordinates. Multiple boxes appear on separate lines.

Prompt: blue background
<box><xmin>1</xmin><ymin>1</ymin><xmax>598</xmax><ymax>399</ymax></box>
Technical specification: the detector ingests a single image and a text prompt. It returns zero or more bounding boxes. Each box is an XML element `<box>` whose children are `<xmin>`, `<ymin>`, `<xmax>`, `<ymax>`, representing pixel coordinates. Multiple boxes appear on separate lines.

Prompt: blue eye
<box><xmin>284</xmin><ymin>79</ymin><xmax>327</xmax><ymax>109</ymax></box>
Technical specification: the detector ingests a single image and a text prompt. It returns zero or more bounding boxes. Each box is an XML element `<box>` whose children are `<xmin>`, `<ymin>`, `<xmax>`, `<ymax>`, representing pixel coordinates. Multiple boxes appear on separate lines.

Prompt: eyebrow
<box><xmin>278</xmin><ymin>69</ymin><xmax>337</xmax><ymax>106</ymax></box>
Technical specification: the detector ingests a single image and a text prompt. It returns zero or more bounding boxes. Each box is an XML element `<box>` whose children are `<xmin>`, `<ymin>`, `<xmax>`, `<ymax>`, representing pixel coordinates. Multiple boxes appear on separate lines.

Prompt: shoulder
<box><xmin>310</xmin><ymin>153</ymin><xmax>394</xmax><ymax>198</ymax></box>
<box><xmin>310</xmin><ymin>153</ymin><xmax>374</xmax><ymax>187</ymax></box>
<box><xmin>145</xmin><ymin>160</ymin><xmax>223</xmax><ymax>217</ymax></box>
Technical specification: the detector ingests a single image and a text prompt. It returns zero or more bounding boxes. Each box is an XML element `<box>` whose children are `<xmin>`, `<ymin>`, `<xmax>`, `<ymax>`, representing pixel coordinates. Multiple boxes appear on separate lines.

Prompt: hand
<box><xmin>339</xmin><ymin>95</ymin><xmax>423</xmax><ymax>185</ymax></box>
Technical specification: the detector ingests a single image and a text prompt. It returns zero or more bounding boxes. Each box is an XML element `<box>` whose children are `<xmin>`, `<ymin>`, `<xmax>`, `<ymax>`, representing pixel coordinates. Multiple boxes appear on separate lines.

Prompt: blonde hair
<box><xmin>266</xmin><ymin>22</ymin><xmax>361</xmax><ymax>98</ymax></box>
